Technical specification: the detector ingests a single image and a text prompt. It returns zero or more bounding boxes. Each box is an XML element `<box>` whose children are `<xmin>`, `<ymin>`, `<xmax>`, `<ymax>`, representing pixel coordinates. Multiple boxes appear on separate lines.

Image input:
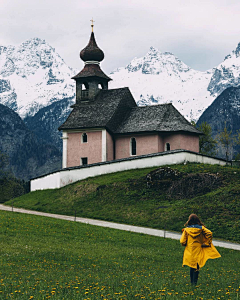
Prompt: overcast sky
<box><xmin>1</xmin><ymin>0</ymin><xmax>240</xmax><ymax>73</ymax></box>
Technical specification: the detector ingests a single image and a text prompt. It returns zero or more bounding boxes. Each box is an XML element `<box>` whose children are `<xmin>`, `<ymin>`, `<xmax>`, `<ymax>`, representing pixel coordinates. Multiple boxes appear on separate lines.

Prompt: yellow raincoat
<box><xmin>180</xmin><ymin>225</ymin><xmax>221</xmax><ymax>269</ymax></box>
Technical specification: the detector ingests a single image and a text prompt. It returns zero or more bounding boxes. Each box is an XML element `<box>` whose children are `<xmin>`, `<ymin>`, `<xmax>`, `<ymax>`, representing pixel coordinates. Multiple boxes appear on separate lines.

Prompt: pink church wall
<box><xmin>106</xmin><ymin>131</ymin><xmax>114</xmax><ymax>161</ymax></box>
<box><xmin>158</xmin><ymin>135</ymin><xmax>164</xmax><ymax>152</ymax></box>
<box><xmin>67</xmin><ymin>131</ymin><xmax>102</xmax><ymax>167</ymax></box>
<box><xmin>163</xmin><ymin>133</ymin><xmax>199</xmax><ymax>153</ymax></box>
<box><xmin>66</xmin><ymin>131</ymin><xmax>199</xmax><ymax>168</ymax></box>
<box><xmin>115</xmin><ymin>132</ymin><xmax>199</xmax><ymax>160</ymax></box>
<box><xmin>115</xmin><ymin>134</ymin><xmax>161</xmax><ymax>159</ymax></box>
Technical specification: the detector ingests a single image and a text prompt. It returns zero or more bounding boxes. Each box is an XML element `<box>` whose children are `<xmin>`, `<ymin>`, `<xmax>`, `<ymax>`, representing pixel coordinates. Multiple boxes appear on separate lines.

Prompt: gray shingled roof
<box><xmin>115</xmin><ymin>104</ymin><xmax>202</xmax><ymax>134</ymax></box>
<box><xmin>58</xmin><ymin>87</ymin><xmax>136</xmax><ymax>132</ymax></box>
<box><xmin>59</xmin><ymin>88</ymin><xmax>201</xmax><ymax>135</ymax></box>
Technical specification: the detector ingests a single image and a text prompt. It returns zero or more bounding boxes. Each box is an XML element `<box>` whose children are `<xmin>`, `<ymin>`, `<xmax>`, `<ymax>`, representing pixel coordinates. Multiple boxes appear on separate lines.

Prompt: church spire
<box><xmin>90</xmin><ymin>18</ymin><xmax>95</xmax><ymax>32</ymax></box>
<box><xmin>80</xmin><ymin>31</ymin><xmax>104</xmax><ymax>63</ymax></box>
<box><xmin>72</xmin><ymin>26</ymin><xmax>111</xmax><ymax>103</ymax></box>
<box><xmin>80</xmin><ymin>20</ymin><xmax>104</xmax><ymax>64</ymax></box>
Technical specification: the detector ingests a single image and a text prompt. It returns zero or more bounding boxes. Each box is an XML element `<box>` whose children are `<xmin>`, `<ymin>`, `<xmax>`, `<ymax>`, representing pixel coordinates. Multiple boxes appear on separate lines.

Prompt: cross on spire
<box><xmin>90</xmin><ymin>18</ymin><xmax>95</xmax><ymax>32</ymax></box>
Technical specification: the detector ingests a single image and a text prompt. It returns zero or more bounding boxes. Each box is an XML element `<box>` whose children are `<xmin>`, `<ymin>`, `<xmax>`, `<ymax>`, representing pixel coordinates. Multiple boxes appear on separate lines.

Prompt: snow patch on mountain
<box><xmin>109</xmin><ymin>47</ymin><xmax>214</xmax><ymax>121</ymax></box>
<box><xmin>1</xmin><ymin>38</ymin><xmax>240</xmax><ymax>123</ymax></box>
<box><xmin>0</xmin><ymin>38</ymin><xmax>75</xmax><ymax>118</ymax></box>
<box><xmin>208</xmin><ymin>42</ymin><xmax>240</xmax><ymax>98</ymax></box>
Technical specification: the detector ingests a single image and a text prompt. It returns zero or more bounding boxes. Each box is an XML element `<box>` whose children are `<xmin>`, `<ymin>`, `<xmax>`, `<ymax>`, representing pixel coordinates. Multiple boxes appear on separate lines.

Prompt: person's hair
<box><xmin>184</xmin><ymin>214</ymin><xmax>204</xmax><ymax>227</ymax></box>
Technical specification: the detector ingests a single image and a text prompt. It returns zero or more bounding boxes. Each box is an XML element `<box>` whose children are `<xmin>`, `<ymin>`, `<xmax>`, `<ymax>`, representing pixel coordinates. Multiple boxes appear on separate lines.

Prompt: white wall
<box><xmin>31</xmin><ymin>172</ymin><xmax>61</xmax><ymax>191</ymax></box>
<box><xmin>31</xmin><ymin>151</ymin><xmax>229</xmax><ymax>191</ymax></box>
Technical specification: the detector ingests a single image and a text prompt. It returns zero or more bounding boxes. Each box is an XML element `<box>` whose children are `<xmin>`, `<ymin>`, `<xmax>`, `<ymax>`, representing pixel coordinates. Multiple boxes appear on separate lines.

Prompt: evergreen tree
<box><xmin>0</xmin><ymin>151</ymin><xmax>8</xmax><ymax>175</ymax></box>
<box><xmin>0</xmin><ymin>151</ymin><xmax>28</xmax><ymax>203</ymax></box>
<box><xmin>216</xmin><ymin>123</ymin><xmax>235</xmax><ymax>161</ymax></box>
<box><xmin>234</xmin><ymin>131</ymin><xmax>240</xmax><ymax>160</ymax></box>
<box><xmin>192</xmin><ymin>121</ymin><xmax>217</xmax><ymax>156</ymax></box>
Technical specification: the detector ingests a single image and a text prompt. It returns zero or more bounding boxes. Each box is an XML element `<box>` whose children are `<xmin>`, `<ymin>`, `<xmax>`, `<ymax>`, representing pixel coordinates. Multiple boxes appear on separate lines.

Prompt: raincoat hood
<box><xmin>185</xmin><ymin>225</ymin><xmax>203</xmax><ymax>238</ymax></box>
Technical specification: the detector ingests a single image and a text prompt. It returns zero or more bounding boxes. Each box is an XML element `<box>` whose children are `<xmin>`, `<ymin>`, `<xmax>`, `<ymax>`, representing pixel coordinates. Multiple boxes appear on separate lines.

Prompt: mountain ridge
<box><xmin>0</xmin><ymin>103</ymin><xmax>61</xmax><ymax>180</ymax></box>
<box><xmin>0</xmin><ymin>37</ymin><xmax>240</xmax><ymax>172</ymax></box>
<box><xmin>197</xmin><ymin>86</ymin><xmax>240</xmax><ymax>159</ymax></box>
<box><xmin>1</xmin><ymin>37</ymin><xmax>240</xmax><ymax>122</ymax></box>
<box><xmin>109</xmin><ymin>46</ymin><xmax>216</xmax><ymax>121</ymax></box>
<box><xmin>0</xmin><ymin>37</ymin><xmax>76</xmax><ymax>118</ymax></box>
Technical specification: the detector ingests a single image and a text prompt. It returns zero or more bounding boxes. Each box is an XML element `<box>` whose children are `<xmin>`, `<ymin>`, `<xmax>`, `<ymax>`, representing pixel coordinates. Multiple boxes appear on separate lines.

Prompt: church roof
<box><xmin>115</xmin><ymin>104</ymin><xmax>202</xmax><ymax>134</ymax></box>
<box><xmin>72</xmin><ymin>64</ymin><xmax>111</xmax><ymax>81</ymax></box>
<box><xmin>59</xmin><ymin>88</ymin><xmax>201</xmax><ymax>135</ymax></box>
<box><xmin>58</xmin><ymin>87</ymin><xmax>137</xmax><ymax>132</ymax></box>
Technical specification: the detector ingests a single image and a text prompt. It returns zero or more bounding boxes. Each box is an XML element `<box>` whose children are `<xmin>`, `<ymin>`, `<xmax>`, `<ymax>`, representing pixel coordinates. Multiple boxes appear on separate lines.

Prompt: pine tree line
<box><xmin>0</xmin><ymin>152</ymin><xmax>29</xmax><ymax>203</ymax></box>
<box><xmin>192</xmin><ymin>121</ymin><xmax>240</xmax><ymax>161</ymax></box>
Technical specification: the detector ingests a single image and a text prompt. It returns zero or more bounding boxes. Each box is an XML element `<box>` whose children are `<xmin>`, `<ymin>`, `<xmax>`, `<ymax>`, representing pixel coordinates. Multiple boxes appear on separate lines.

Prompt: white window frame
<box><xmin>165</xmin><ymin>143</ymin><xmax>170</xmax><ymax>151</ymax></box>
<box><xmin>81</xmin><ymin>132</ymin><xmax>88</xmax><ymax>143</ymax></box>
<box><xmin>81</xmin><ymin>157</ymin><xmax>88</xmax><ymax>165</ymax></box>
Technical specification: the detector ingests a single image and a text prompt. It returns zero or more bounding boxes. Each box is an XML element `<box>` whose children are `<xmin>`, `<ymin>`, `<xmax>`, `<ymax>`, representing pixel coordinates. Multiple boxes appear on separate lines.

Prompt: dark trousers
<box><xmin>190</xmin><ymin>264</ymin><xmax>199</xmax><ymax>285</ymax></box>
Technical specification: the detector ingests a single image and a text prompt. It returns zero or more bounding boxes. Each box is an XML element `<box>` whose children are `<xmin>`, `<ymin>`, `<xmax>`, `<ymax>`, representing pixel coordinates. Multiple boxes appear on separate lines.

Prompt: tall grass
<box><xmin>0</xmin><ymin>211</ymin><xmax>239</xmax><ymax>299</ymax></box>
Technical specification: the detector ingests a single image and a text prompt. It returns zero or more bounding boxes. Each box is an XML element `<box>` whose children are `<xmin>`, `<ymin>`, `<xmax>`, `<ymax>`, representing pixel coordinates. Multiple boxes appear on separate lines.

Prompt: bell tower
<box><xmin>72</xmin><ymin>22</ymin><xmax>111</xmax><ymax>103</ymax></box>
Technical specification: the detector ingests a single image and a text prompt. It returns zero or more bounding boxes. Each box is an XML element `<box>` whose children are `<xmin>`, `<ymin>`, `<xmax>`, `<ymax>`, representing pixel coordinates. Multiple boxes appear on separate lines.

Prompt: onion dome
<box><xmin>80</xmin><ymin>32</ymin><xmax>104</xmax><ymax>63</ymax></box>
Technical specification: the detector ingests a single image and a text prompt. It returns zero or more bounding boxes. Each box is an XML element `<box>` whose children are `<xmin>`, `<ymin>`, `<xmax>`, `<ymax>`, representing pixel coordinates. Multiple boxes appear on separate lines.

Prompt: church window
<box><xmin>81</xmin><ymin>157</ymin><xmax>88</xmax><ymax>165</ymax></box>
<box><xmin>165</xmin><ymin>143</ymin><xmax>170</xmax><ymax>151</ymax></box>
<box><xmin>81</xmin><ymin>83</ymin><xmax>89</xmax><ymax>99</ymax></box>
<box><xmin>82</xmin><ymin>82</ymin><xmax>89</xmax><ymax>90</ymax></box>
<box><xmin>82</xmin><ymin>133</ymin><xmax>87</xmax><ymax>143</ymax></box>
<box><xmin>130</xmin><ymin>138</ymin><xmax>136</xmax><ymax>156</ymax></box>
<box><xmin>98</xmin><ymin>83</ymin><xmax>104</xmax><ymax>89</ymax></box>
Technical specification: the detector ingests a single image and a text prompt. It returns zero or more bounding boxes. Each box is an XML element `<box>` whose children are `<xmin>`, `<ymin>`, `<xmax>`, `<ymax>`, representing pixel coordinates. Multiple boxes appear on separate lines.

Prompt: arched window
<box><xmin>82</xmin><ymin>133</ymin><xmax>87</xmax><ymax>143</ymax></box>
<box><xmin>130</xmin><ymin>137</ymin><xmax>136</xmax><ymax>155</ymax></box>
<box><xmin>165</xmin><ymin>143</ymin><xmax>170</xmax><ymax>151</ymax></box>
<box><xmin>81</xmin><ymin>83</ymin><xmax>89</xmax><ymax>99</ymax></box>
<box><xmin>82</xmin><ymin>82</ymin><xmax>89</xmax><ymax>90</ymax></box>
<box><xmin>98</xmin><ymin>83</ymin><xmax>104</xmax><ymax>89</ymax></box>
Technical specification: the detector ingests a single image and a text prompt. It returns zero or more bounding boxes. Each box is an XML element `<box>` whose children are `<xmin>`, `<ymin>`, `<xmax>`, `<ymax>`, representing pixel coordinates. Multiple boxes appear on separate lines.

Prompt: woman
<box><xmin>180</xmin><ymin>214</ymin><xmax>221</xmax><ymax>285</ymax></box>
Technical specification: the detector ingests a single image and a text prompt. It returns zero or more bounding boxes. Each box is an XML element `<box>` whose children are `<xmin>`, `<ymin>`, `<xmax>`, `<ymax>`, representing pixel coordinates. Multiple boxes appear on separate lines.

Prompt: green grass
<box><xmin>6</xmin><ymin>163</ymin><xmax>240</xmax><ymax>242</ymax></box>
<box><xmin>0</xmin><ymin>210</ymin><xmax>239</xmax><ymax>299</ymax></box>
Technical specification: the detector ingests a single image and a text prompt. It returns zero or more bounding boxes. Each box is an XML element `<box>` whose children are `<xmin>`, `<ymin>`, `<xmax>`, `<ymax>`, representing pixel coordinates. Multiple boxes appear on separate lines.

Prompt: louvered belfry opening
<box><xmin>72</xmin><ymin>31</ymin><xmax>112</xmax><ymax>103</ymax></box>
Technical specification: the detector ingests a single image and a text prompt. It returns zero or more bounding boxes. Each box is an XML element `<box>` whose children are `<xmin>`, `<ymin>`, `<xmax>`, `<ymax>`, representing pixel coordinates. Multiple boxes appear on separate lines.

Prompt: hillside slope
<box><xmin>24</xmin><ymin>97</ymin><xmax>74</xmax><ymax>151</ymax></box>
<box><xmin>8</xmin><ymin>163</ymin><xmax>240</xmax><ymax>242</ymax></box>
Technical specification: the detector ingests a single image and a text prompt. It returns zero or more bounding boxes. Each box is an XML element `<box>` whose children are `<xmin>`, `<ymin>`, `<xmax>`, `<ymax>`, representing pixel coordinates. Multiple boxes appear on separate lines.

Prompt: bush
<box><xmin>0</xmin><ymin>176</ymin><xmax>28</xmax><ymax>203</ymax></box>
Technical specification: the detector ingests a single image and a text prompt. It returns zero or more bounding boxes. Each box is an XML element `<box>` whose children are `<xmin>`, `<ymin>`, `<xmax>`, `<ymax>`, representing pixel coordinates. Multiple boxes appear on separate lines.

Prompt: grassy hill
<box><xmin>0</xmin><ymin>210</ymin><xmax>239</xmax><ymax>299</ymax></box>
<box><xmin>6</xmin><ymin>163</ymin><xmax>240</xmax><ymax>242</ymax></box>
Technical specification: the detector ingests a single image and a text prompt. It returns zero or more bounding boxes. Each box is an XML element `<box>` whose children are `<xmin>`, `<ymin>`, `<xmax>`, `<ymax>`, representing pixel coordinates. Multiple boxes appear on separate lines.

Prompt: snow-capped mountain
<box><xmin>1</xmin><ymin>37</ymin><xmax>240</xmax><ymax>175</ymax></box>
<box><xmin>208</xmin><ymin>42</ymin><xmax>240</xmax><ymax>97</ymax></box>
<box><xmin>0</xmin><ymin>38</ymin><xmax>75</xmax><ymax>118</ymax></box>
<box><xmin>109</xmin><ymin>46</ymin><xmax>215</xmax><ymax>121</ymax></box>
<box><xmin>1</xmin><ymin>38</ymin><xmax>240</xmax><ymax>123</ymax></box>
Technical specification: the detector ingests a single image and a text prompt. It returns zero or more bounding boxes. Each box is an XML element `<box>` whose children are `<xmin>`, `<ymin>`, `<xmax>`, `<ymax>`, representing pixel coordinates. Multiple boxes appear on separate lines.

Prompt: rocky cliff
<box><xmin>0</xmin><ymin>104</ymin><xmax>61</xmax><ymax>180</ymax></box>
<box><xmin>197</xmin><ymin>86</ymin><xmax>240</xmax><ymax>159</ymax></box>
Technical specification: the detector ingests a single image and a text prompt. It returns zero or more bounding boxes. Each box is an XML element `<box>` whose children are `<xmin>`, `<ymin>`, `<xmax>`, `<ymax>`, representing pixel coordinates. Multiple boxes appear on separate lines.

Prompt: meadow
<box><xmin>0</xmin><ymin>210</ymin><xmax>239</xmax><ymax>300</ymax></box>
<box><xmin>7</xmin><ymin>163</ymin><xmax>240</xmax><ymax>242</ymax></box>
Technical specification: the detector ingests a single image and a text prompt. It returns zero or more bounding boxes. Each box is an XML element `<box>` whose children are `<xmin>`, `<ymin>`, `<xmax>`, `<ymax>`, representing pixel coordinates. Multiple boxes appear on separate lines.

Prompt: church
<box><xmin>58</xmin><ymin>26</ymin><xmax>202</xmax><ymax>169</ymax></box>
